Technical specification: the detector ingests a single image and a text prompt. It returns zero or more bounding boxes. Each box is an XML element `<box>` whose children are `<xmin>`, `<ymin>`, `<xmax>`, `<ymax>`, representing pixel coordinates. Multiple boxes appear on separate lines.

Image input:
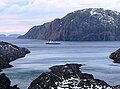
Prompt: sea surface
<box><xmin>0</xmin><ymin>37</ymin><xmax>120</xmax><ymax>89</ymax></box>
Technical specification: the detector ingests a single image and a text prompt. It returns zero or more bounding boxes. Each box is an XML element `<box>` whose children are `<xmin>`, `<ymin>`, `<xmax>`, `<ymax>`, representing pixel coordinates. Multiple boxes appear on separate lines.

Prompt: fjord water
<box><xmin>1</xmin><ymin>37</ymin><xmax>120</xmax><ymax>89</ymax></box>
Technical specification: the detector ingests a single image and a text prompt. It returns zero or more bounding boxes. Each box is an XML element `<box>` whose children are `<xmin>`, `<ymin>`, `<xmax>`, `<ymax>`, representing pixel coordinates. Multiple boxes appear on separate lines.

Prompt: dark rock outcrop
<box><xmin>0</xmin><ymin>41</ymin><xmax>30</xmax><ymax>89</ymax></box>
<box><xmin>109</xmin><ymin>48</ymin><xmax>120</xmax><ymax>63</ymax></box>
<box><xmin>0</xmin><ymin>41</ymin><xmax>30</xmax><ymax>71</ymax></box>
<box><xmin>28</xmin><ymin>64</ymin><xmax>117</xmax><ymax>89</ymax></box>
<box><xmin>112</xmin><ymin>85</ymin><xmax>120</xmax><ymax>89</ymax></box>
<box><xmin>0</xmin><ymin>73</ymin><xmax>19</xmax><ymax>89</ymax></box>
<box><xmin>19</xmin><ymin>8</ymin><xmax>120</xmax><ymax>41</ymax></box>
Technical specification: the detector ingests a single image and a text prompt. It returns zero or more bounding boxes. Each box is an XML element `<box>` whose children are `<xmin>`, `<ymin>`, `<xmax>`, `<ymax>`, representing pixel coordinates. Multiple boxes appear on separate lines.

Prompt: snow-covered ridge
<box><xmin>72</xmin><ymin>8</ymin><xmax>120</xmax><ymax>25</ymax></box>
<box><xmin>93</xmin><ymin>8</ymin><xmax>119</xmax><ymax>25</ymax></box>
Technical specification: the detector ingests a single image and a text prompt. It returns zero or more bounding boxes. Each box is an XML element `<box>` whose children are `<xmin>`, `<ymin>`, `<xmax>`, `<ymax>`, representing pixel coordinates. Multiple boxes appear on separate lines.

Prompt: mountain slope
<box><xmin>18</xmin><ymin>8</ymin><xmax>120</xmax><ymax>41</ymax></box>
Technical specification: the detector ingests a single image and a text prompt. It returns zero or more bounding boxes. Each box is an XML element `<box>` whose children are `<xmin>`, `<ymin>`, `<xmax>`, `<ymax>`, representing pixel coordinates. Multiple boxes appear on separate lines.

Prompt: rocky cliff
<box><xmin>0</xmin><ymin>41</ymin><xmax>30</xmax><ymax>71</ymax></box>
<box><xmin>28</xmin><ymin>64</ymin><xmax>120</xmax><ymax>89</ymax></box>
<box><xmin>19</xmin><ymin>8</ymin><xmax>120</xmax><ymax>41</ymax></box>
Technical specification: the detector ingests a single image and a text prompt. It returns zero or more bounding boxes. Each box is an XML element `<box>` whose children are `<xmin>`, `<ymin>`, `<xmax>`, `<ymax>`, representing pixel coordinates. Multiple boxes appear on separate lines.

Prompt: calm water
<box><xmin>1</xmin><ymin>37</ymin><xmax>120</xmax><ymax>89</ymax></box>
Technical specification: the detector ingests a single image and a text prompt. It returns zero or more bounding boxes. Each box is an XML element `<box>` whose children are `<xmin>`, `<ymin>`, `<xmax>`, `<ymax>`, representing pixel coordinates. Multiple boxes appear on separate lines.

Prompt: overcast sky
<box><xmin>0</xmin><ymin>0</ymin><xmax>120</xmax><ymax>35</ymax></box>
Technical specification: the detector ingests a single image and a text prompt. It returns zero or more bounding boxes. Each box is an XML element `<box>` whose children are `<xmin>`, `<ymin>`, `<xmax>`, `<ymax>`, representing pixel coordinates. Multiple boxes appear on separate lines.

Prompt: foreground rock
<box><xmin>28</xmin><ymin>64</ymin><xmax>120</xmax><ymax>89</ymax></box>
<box><xmin>109</xmin><ymin>48</ymin><xmax>120</xmax><ymax>63</ymax></box>
<box><xmin>19</xmin><ymin>8</ymin><xmax>120</xmax><ymax>41</ymax></box>
<box><xmin>0</xmin><ymin>41</ymin><xmax>30</xmax><ymax>89</ymax></box>
<box><xmin>0</xmin><ymin>73</ymin><xmax>19</xmax><ymax>89</ymax></box>
<box><xmin>0</xmin><ymin>41</ymin><xmax>30</xmax><ymax>71</ymax></box>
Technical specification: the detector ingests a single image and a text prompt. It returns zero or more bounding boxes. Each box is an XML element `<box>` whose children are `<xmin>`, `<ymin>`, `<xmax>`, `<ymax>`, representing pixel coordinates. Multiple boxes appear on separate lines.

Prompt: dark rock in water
<box><xmin>0</xmin><ymin>73</ymin><xmax>19</xmax><ymax>89</ymax></box>
<box><xmin>0</xmin><ymin>41</ymin><xmax>30</xmax><ymax>71</ymax></box>
<box><xmin>109</xmin><ymin>48</ymin><xmax>120</xmax><ymax>63</ymax></box>
<box><xmin>28</xmin><ymin>64</ymin><xmax>114</xmax><ymax>89</ymax></box>
<box><xmin>19</xmin><ymin>8</ymin><xmax>120</xmax><ymax>41</ymax></box>
<box><xmin>112</xmin><ymin>85</ymin><xmax>120</xmax><ymax>89</ymax></box>
<box><xmin>0</xmin><ymin>73</ymin><xmax>10</xmax><ymax>89</ymax></box>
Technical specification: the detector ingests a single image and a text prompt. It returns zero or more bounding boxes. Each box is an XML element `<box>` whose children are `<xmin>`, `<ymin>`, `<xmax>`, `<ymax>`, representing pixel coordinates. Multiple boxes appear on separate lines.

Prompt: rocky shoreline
<box><xmin>0</xmin><ymin>41</ymin><xmax>30</xmax><ymax>89</ymax></box>
<box><xmin>0</xmin><ymin>41</ymin><xmax>30</xmax><ymax>71</ymax></box>
<box><xmin>0</xmin><ymin>41</ymin><xmax>120</xmax><ymax>89</ymax></box>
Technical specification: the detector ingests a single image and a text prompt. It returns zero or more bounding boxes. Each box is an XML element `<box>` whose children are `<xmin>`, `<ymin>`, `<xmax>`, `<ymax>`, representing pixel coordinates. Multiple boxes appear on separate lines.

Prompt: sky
<box><xmin>0</xmin><ymin>0</ymin><xmax>120</xmax><ymax>35</ymax></box>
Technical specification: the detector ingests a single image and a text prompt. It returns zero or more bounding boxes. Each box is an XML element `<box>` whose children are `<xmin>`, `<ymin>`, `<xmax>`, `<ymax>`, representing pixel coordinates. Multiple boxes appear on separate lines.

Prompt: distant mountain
<box><xmin>0</xmin><ymin>34</ymin><xmax>6</xmax><ymax>37</ymax></box>
<box><xmin>18</xmin><ymin>8</ymin><xmax>120</xmax><ymax>41</ymax></box>
<box><xmin>8</xmin><ymin>34</ymin><xmax>21</xmax><ymax>38</ymax></box>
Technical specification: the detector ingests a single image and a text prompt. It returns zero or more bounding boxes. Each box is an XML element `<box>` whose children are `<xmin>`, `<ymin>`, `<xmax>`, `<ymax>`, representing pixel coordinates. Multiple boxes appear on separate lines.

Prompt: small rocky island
<box><xmin>0</xmin><ymin>41</ymin><xmax>30</xmax><ymax>89</ymax></box>
<box><xmin>109</xmin><ymin>48</ymin><xmax>120</xmax><ymax>63</ymax></box>
<box><xmin>28</xmin><ymin>64</ymin><xmax>120</xmax><ymax>89</ymax></box>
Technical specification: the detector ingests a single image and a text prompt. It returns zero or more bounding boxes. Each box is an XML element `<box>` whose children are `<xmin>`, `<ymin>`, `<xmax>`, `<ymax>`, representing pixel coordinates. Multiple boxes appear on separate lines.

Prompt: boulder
<box><xmin>109</xmin><ymin>48</ymin><xmax>120</xmax><ymax>63</ymax></box>
<box><xmin>0</xmin><ymin>73</ymin><xmax>20</xmax><ymax>89</ymax></box>
<box><xmin>28</xmin><ymin>64</ymin><xmax>113</xmax><ymax>89</ymax></box>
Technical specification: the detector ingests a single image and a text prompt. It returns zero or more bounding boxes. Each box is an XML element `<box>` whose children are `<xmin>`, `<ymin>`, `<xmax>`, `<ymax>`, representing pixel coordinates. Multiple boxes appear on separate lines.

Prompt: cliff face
<box><xmin>19</xmin><ymin>8</ymin><xmax>120</xmax><ymax>41</ymax></box>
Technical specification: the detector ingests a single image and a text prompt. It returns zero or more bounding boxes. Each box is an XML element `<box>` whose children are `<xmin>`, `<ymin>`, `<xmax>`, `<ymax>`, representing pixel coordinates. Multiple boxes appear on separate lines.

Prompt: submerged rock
<box><xmin>109</xmin><ymin>48</ymin><xmax>120</xmax><ymax>63</ymax></box>
<box><xmin>0</xmin><ymin>73</ymin><xmax>19</xmax><ymax>89</ymax></box>
<box><xmin>0</xmin><ymin>41</ymin><xmax>30</xmax><ymax>71</ymax></box>
<box><xmin>28</xmin><ymin>64</ymin><xmax>114</xmax><ymax>89</ymax></box>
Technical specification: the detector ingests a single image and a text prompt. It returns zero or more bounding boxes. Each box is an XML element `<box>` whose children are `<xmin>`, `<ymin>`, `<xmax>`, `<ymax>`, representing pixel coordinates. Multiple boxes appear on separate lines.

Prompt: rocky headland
<box><xmin>28</xmin><ymin>64</ymin><xmax>120</xmax><ymax>89</ymax></box>
<box><xmin>0</xmin><ymin>41</ymin><xmax>30</xmax><ymax>71</ymax></box>
<box><xmin>19</xmin><ymin>8</ymin><xmax>120</xmax><ymax>41</ymax></box>
<box><xmin>0</xmin><ymin>41</ymin><xmax>30</xmax><ymax>89</ymax></box>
